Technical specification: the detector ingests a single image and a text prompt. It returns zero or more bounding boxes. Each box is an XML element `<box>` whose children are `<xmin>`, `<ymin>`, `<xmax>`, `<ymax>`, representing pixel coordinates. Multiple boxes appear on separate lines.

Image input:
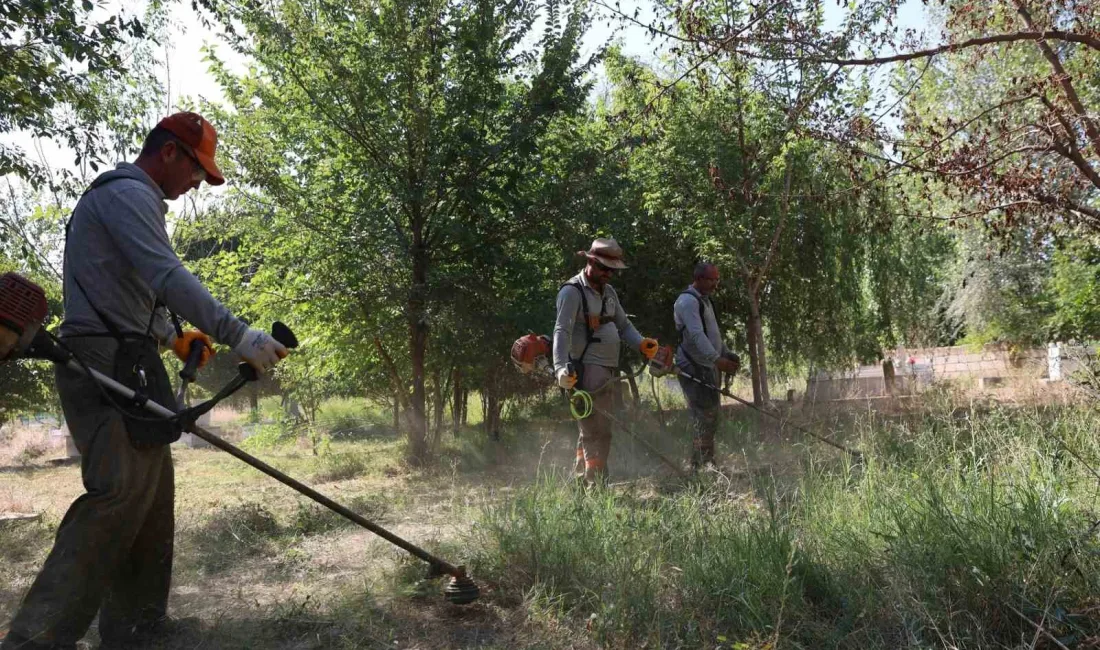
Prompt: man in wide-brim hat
<box><xmin>552</xmin><ymin>238</ymin><xmax>661</xmax><ymax>485</ymax></box>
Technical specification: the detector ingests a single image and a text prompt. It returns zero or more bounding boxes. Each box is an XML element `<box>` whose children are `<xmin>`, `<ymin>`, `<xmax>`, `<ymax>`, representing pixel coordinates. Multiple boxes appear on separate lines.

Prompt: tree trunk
<box><xmin>393</xmin><ymin>390</ymin><xmax>400</xmax><ymax>436</ymax></box>
<box><xmin>482</xmin><ymin>379</ymin><xmax>502</xmax><ymax>442</ymax></box>
<box><xmin>460</xmin><ymin>387</ymin><xmax>469</xmax><ymax>427</ymax></box>
<box><xmin>451</xmin><ymin>368</ymin><xmax>462</xmax><ymax>436</ymax></box>
<box><xmin>431</xmin><ymin>367</ymin><xmax>445</xmax><ymax>450</ymax></box>
<box><xmin>746</xmin><ymin>290</ymin><xmax>770</xmax><ymax>405</ymax></box>
<box><xmin>406</xmin><ymin>235</ymin><xmax>429</xmax><ymax>465</ymax></box>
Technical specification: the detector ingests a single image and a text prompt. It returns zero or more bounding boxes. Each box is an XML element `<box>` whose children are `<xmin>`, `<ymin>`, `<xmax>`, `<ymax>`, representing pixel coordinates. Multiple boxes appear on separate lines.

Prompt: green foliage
<box><xmin>0</xmin><ymin>0</ymin><xmax>148</xmax><ymax>182</ymax></box>
<box><xmin>946</xmin><ymin>228</ymin><xmax>1054</xmax><ymax>346</ymax></box>
<box><xmin>196</xmin><ymin>0</ymin><xmax>595</xmax><ymax>460</ymax></box>
<box><xmin>600</xmin><ymin>38</ymin><xmax>949</xmax><ymax>380</ymax></box>
<box><xmin>310</xmin><ymin>451</ymin><xmax>369</xmax><ymax>483</ymax></box>
<box><xmin>239</xmin><ymin>422</ymin><xmax>297</xmax><ymax>450</ymax></box>
<box><xmin>1049</xmin><ymin>237</ymin><xmax>1100</xmax><ymax>342</ymax></box>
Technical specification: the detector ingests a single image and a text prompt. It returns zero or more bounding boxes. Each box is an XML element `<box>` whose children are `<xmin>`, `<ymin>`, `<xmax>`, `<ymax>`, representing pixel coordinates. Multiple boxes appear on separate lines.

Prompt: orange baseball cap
<box><xmin>155</xmin><ymin>112</ymin><xmax>225</xmax><ymax>186</ymax></box>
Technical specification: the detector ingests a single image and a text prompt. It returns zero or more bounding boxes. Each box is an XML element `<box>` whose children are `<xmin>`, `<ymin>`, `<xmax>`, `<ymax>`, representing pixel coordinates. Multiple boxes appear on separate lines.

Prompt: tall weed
<box><xmin>473</xmin><ymin>403</ymin><xmax>1100</xmax><ymax>648</ymax></box>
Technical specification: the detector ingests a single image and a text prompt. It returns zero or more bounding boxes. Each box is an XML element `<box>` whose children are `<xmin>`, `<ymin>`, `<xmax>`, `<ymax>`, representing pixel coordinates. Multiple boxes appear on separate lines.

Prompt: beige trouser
<box><xmin>573</xmin><ymin>364</ymin><xmax>615</xmax><ymax>483</ymax></box>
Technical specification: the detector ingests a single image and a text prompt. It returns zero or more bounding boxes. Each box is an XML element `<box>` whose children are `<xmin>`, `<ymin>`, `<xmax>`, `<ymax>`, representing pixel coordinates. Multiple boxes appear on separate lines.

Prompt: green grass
<box><xmin>472</xmin><ymin>402</ymin><xmax>1100</xmax><ymax>649</ymax></box>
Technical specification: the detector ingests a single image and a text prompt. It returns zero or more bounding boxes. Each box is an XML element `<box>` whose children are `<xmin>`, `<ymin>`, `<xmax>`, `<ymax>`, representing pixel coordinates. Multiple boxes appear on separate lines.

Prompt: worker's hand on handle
<box><xmin>172</xmin><ymin>330</ymin><xmax>215</xmax><ymax>369</ymax></box>
<box><xmin>716</xmin><ymin>355</ymin><xmax>739</xmax><ymax>375</ymax></box>
<box><xmin>639</xmin><ymin>338</ymin><xmax>659</xmax><ymax>360</ymax></box>
<box><xmin>556</xmin><ymin>367</ymin><xmax>577</xmax><ymax>390</ymax></box>
<box><xmin>234</xmin><ymin>328</ymin><xmax>289</xmax><ymax>373</ymax></box>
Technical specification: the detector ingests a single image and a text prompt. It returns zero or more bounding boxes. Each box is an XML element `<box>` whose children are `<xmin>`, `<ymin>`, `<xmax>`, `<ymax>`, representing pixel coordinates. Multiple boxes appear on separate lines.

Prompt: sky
<box><xmin>2</xmin><ymin>0</ymin><xmax>931</xmax><ymax>184</ymax></box>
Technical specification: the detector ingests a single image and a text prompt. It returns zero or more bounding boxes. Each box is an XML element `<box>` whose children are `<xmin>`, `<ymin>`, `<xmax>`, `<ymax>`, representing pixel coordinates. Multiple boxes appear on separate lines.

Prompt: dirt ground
<box><xmin>0</xmin><ymin>406</ymin><xmax>682</xmax><ymax>649</ymax></box>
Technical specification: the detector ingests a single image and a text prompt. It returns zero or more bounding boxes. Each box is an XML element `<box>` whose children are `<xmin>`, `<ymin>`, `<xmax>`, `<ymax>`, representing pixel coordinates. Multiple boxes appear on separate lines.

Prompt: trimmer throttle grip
<box><xmin>180</xmin><ymin>339</ymin><xmax>206</xmax><ymax>382</ymax></box>
<box><xmin>237</xmin><ymin>322</ymin><xmax>299</xmax><ymax>382</ymax></box>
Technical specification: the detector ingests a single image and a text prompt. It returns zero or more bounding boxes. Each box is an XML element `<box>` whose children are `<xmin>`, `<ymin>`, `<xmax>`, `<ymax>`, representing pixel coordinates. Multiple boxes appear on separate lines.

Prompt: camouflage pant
<box><xmin>5</xmin><ymin>337</ymin><xmax>174</xmax><ymax>648</ymax></box>
<box><xmin>678</xmin><ymin>367</ymin><xmax>720</xmax><ymax>467</ymax></box>
<box><xmin>573</xmin><ymin>364</ymin><xmax>615</xmax><ymax>484</ymax></box>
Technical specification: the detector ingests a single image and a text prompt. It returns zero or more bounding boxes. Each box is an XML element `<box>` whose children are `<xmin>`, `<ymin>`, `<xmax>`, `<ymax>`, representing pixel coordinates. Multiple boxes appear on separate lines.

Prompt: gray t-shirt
<box><xmin>60</xmin><ymin>163</ymin><xmax>248</xmax><ymax>347</ymax></box>
<box><xmin>674</xmin><ymin>285</ymin><xmax>730</xmax><ymax>371</ymax></box>
<box><xmin>553</xmin><ymin>271</ymin><xmax>643</xmax><ymax>371</ymax></box>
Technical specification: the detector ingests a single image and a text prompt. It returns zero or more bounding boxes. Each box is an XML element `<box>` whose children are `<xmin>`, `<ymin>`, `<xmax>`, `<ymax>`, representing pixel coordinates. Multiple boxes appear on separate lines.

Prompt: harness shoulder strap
<box><xmin>65</xmin><ymin>173</ymin><xmax>170</xmax><ymax>341</ymax></box>
<box><xmin>678</xmin><ymin>291</ymin><xmax>708</xmax><ymax>337</ymax></box>
<box><xmin>563</xmin><ymin>282</ymin><xmax>592</xmax><ymax>341</ymax></box>
<box><xmin>561</xmin><ymin>280</ymin><xmax>604</xmax><ymax>367</ymax></box>
<box><xmin>677</xmin><ymin>290</ymin><xmax>711</xmax><ymax>371</ymax></box>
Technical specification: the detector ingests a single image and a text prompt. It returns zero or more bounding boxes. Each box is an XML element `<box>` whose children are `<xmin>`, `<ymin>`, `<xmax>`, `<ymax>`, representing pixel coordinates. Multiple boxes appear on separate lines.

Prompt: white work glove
<box><xmin>233</xmin><ymin>328</ymin><xmax>289</xmax><ymax>373</ymax></box>
<box><xmin>556</xmin><ymin>367</ymin><xmax>577</xmax><ymax>390</ymax></box>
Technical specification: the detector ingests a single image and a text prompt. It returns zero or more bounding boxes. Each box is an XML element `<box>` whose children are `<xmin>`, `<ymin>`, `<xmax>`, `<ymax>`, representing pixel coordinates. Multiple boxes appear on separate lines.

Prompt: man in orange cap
<box><xmin>2</xmin><ymin>113</ymin><xmax>288</xmax><ymax>650</ymax></box>
<box><xmin>553</xmin><ymin>237</ymin><xmax>660</xmax><ymax>485</ymax></box>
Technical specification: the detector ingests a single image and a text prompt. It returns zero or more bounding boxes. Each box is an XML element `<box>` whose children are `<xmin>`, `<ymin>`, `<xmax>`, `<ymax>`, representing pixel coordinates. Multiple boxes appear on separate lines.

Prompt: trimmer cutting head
<box><xmin>428</xmin><ymin>563</ymin><xmax>480</xmax><ymax>605</ymax></box>
<box><xmin>443</xmin><ymin>571</ymin><xmax>481</xmax><ymax>605</ymax></box>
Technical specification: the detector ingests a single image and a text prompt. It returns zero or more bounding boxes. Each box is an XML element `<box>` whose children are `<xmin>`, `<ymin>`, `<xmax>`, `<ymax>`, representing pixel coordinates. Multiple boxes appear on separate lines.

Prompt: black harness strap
<box><xmin>64</xmin><ymin>173</ymin><xmax>174</xmax><ymax>343</ymax></box>
<box><xmin>562</xmin><ymin>280</ymin><xmax>610</xmax><ymax>378</ymax></box>
<box><xmin>677</xmin><ymin>290</ymin><xmax>713</xmax><ymax>374</ymax></box>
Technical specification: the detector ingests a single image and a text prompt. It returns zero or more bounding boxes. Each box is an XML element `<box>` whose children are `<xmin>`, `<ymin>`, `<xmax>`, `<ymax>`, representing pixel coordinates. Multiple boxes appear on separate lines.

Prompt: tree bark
<box><xmin>451</xmin><ymin>368</ymin><xmax>462</xmax><ymax>436</ymax></box>
<box><xmin>481</xmin><ymin>378</ymin><xmax>502</xmax><ymax>442</ymax></box>
<box><xmin>746</xmin><ymin>288</ymin><xmax>770</xmax><ymax>405</ymax></box>
<box><xmin>430</xmin><ymin>367</ymin><xmax>446</xmax><ymax>451</ymax></box>
<box><xmin>393</xmin><ymin>390</ymin><xmax>400</xmax><ymax>436</ymax></box>
<box><xmin>406</xmin><ymin>234</ymin><xmax>429</xmax><ymax>465</ymax></box>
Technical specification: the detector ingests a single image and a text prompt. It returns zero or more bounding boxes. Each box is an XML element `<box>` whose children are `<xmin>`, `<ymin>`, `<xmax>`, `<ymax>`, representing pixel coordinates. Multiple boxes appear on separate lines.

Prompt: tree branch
<box><xmin>1041</xmin><ymin>96</ymin><xmax>1100</xmax><ymax>190</ymax></box>
<box><xmin>1014</xmin><ymin>3</ymin><xmax>1100</xmax><ymax>160</ymax></box>
<box><xmin>721</xmin><ymin>30</ymin><xmax>1100</xmax><ymax>65</ymax></box>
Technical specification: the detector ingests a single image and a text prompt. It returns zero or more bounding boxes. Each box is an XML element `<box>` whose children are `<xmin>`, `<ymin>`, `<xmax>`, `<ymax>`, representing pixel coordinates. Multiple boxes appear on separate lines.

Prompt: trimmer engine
<box><xmin>0</xmin><ymin>272</ymin><xmax>48</xmax><ymax>362</ymax></box>
<box><xmin>648</xmin><ymin>344</ymin><xmax>675</xmax><ymax>377</ymax></box>
<box><xmin>511</xmin><ymin>334</ymin><xmax>552</xmax><ymax>375</ymax></box>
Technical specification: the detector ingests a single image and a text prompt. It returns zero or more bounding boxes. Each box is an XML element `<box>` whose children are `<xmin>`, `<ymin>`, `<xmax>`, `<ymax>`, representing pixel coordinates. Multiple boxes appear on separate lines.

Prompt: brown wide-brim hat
<box><xmin>578</xmin><ymin>237</ymin><xmax>628</xmax><ymax>269</ymax></box>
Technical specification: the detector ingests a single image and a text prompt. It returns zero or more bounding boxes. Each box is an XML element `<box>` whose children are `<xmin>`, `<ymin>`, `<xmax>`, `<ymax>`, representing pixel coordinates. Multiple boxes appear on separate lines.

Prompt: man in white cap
<box><xmin>552</xmin><ymin>237</ymin><xmax>660</xmax><ymax>484</ymax></box>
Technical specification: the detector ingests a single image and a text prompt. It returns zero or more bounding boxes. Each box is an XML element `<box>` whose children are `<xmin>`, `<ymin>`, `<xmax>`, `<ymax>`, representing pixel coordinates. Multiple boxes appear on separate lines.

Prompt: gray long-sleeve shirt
<box><xmin>674</xmin><ymin>286</ymin><xmax>731</xmax><ymax>372</ymax></box>
<box><xmin>60</xmin><ymin>163</ymin><xmax>249</xmax><ymax>347</ymax></box>
<box><xmin>553</xmin><ymin>271</ymin><xmax>643</xmax><ymax>372</ymax></box>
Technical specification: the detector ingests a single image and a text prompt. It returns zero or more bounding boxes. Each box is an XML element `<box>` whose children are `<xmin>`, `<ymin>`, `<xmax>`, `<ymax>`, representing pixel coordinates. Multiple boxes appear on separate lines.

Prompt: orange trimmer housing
<box><xmin>511</xmin><ymin>334</ymin><xmax>553</xmax><ymax>374</ymax></box>
<box><xmin>648</xmin><ymin>344</ymin><xmax>675</xmax><ymax>377</ymax></box>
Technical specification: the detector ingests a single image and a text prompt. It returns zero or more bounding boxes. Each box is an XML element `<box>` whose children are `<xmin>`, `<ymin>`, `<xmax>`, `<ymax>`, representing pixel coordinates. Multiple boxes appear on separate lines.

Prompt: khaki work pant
<box><xmin>5</xmin><ymin>337</ymin><xmax>174</xmax><ymax>648</ymax></box>
<box><xmin>573</xmin><ymin>364</ymin><xmax>615</xmax><ymax>484</ymax></box>
<box><xmin>678</xmin><ymin>366</ymin><xmax>721</xmax><ymax>468</ymax></box>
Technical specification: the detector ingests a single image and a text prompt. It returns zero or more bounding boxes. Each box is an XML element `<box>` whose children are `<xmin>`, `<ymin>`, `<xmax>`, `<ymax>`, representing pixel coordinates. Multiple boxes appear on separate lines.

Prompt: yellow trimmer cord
<box><xmin>569</xmin><ymin>389</ymin><xmax>594</xmax><ymax>420</ymax></box>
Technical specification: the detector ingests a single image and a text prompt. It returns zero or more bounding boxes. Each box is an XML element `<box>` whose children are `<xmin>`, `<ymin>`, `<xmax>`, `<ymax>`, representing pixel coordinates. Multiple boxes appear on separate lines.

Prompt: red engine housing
<box><xmin>648</xmin><ymin>344</ymin><xmax>675</xmax><ymax>377</ymax></box>
<box><xmin>0</xmin><ymin>272</ymin><xmax>48</xmax><ymax>361</ymax></box>
<box><xmin>511</xmin><ymin>334</ymin><xmax>552</xmax><ymax>374</ymax></box>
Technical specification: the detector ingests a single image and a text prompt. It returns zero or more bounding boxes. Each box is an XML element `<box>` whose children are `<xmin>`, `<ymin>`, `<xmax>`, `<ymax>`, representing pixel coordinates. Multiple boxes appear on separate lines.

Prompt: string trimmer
<box><xmin>646</xmin><ymin>345</ymin><xmax>864</xmax><ymax>461</ymax></box>
<box><xmin>511</xmin><ymin>334</ymin><xmax>687</xmax><ymax>477</ymax></box>
<box><xmin>0</xmin><ymin>272</ymin><xmax>480</xmax><ymax>605</ymax></box>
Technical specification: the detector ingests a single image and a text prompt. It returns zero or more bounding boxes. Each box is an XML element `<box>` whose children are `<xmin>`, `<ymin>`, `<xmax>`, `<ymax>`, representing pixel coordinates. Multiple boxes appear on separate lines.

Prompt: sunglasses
<box><xmin>176</xmin><ymin>143</ymin><xmax>208</xmax><ymax>183</ymax></box>
<box><xmin>594</xmin><ymin>260</ymin><xmax>616</xmax><ymax>274</ymax></box>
